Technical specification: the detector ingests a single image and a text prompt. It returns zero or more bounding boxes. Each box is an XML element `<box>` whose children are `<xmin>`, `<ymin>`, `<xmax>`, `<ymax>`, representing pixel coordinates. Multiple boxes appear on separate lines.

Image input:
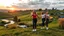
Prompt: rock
<box><xmin>1</xmin><ymin>19</ymin><xmax>10</xmax><ymax>23</ymax></box>
<box><xmin>18</xmin><ymin>25</ymin><xmax>27</xmax><ymax>28</ymax></box>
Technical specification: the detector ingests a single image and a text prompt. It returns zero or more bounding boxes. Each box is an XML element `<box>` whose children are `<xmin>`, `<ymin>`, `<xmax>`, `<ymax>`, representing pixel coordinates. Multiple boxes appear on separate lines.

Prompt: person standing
<box><xmin>41</xmin><ymin>11</ymin><xmax>50</xmax><ymax>30</ymax></box>
<box><xmin>41</xmin><ymin>12</ymin><xmax>45</xmax><ymax>29</ymax></box>
<box><xmin>45</xmin><ymin>12</ymin><xmax>50</xmax><ymax>30</ymax></box>
<box><xmin>31</xmin><ymin>10</ymin><xmax>38</xmax><ymax>31</ymax></box>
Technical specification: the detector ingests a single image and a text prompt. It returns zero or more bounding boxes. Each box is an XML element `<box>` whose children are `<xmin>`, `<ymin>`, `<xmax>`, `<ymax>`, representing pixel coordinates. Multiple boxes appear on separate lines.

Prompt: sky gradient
<box><xmin>0</xmin><ymin>0</ymin><xmax>64</xmax><ymax>10</ymax></box>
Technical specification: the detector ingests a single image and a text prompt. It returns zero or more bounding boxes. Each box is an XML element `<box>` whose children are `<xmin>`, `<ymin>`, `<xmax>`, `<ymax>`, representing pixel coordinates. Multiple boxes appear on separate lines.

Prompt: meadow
<box><xmin>0</xmin><ymin>10</ymin><xmax>64</xmax><ymax>36</ymax></box>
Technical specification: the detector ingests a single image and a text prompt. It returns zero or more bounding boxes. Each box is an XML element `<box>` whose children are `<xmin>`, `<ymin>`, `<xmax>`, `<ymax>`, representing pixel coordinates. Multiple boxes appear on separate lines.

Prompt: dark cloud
<box><xmin>12</xmin><ymin>0</ymin><xmax>64</xmax><ymax>9</ymax></box>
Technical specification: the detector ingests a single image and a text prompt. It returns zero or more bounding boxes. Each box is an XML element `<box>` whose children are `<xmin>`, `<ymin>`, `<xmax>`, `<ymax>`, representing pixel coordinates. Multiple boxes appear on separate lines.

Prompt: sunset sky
<box><xmin>0</xmin><ymin>0</ymin><xmax>64</xmax><ymax>10</ymax></box>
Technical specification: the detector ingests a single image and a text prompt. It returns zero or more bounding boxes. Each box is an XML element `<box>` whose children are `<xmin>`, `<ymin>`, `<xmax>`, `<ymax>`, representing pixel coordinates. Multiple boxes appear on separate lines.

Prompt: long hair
<box><xmin>31</xmin><ymin>10</ymin><xmax>37</xmax><ymax>15</ymax></box>
<box><xmin>45</xmin><ymin>11</ymin><xmax>49</xmax><ymax>14</ymax></box>
<box><xmin>44</xmin><ymin>8</ymin><xmax>48</xmax><ymax>13</ymax></box>
<box><xmin>41</xmin><ymin>11</ymin><xmax>44</xmax><ymax>15</ymax></box>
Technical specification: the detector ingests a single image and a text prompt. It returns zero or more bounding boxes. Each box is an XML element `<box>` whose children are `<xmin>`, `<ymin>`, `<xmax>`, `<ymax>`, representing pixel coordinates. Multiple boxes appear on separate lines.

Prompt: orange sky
<box><xmin>0</xmin><ymin>0</ymin><xmax>20</xmax><ymax>10</ymax></box>
<box><xmin>0</xmin><ymin>0</ymin><xmax>64</xmax><ymax>10</ymax></box>
<box><xmin>0</xmin><ymin>6</ymin><xmax>7</xmax><ymax>9</ymax></box>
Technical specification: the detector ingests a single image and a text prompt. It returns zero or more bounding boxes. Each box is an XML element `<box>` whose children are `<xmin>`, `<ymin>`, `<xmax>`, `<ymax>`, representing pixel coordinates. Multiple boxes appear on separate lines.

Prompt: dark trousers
<box><xmin>33</xmin><ymin>18</ymin><xmax>37</xmax><ymax>29</ymax></box>
<box><xmin>42</xmin><ymin>18</ymin><xmax>49</xmax><ymax>27</ymax></box>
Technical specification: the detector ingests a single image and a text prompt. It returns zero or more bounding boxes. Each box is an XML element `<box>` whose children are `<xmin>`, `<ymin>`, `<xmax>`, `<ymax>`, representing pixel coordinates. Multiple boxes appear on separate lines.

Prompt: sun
<box><xmin>0</xmin><ymin>0</ymin><xmax>19</xmax><ymax>7</ymax></box>
<box><xmin>8</xmin><ymin>8</ymin><xmax>16</xmax><ymax>13</ymax></box>
<box><xmin>9</xmin><ymin>8</ymin><xmax>15</xmax><ymax>10</ymax></box>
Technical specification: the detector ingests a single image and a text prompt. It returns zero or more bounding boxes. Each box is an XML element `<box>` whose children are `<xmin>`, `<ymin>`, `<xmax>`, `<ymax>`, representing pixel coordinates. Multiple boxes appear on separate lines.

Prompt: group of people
<box><xmin>31</xmin><ymin>10</ymin><xmax>50</xmax><ymax>31</ymax></box>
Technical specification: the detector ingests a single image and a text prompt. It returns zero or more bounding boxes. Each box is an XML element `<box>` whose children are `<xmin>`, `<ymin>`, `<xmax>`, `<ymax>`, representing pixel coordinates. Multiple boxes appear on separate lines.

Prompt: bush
<box><xmin>18</xmin><ymin>19</ymin><xmax>21</xmax><ymax>22</ymax></box>
<box><xmin>39</xmin><ymin>8</ymin><xmax>42</xmax><ymax>11</ymax></box>
<box><xmin>19</xmin><ymin>23</ymin><xmax>26</xmax><ymax>25</ymax></box>
<box><xmin>58</xmin><ymin>18</ymin><xmax>64</xmax><ymax>29</ymax></box>
<box><xmin>1</xmin><ymin>21</ymin><xmax>9</xmax><ymax>24</ymax></box>
<box><xmin>13</xmin><ymin>16</ymin><xmax>18</xmax><ymax>23</ymax></box>
<box><xmin>0</xmin><ymin>21</ymin><xmax>9</xmax><ymax>26</ymax></box>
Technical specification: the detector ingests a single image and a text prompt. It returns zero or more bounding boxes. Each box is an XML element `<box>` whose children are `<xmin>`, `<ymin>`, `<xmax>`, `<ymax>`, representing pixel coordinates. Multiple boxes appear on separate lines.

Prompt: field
<box><xmin>0</xmin><ymin>10</ymin><xmax>64</xmax><ymax>36</ymax></box>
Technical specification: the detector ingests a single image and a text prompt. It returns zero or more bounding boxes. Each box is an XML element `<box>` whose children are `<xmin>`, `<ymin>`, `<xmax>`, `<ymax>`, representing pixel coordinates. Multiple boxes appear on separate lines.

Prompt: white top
<box><xmin>41</xmin><ymin>14</ymin><xmax>45</xmax><ymax>18</ymax></box>
<box><xmin>41</xmin><ymin>14</ymin><xmax>50</xmax><ymax>18</ymax></box>
<box><xmin>45</xmin><ymin>14</ymin><xmax>50</xmax><ymax>18</ymax></box>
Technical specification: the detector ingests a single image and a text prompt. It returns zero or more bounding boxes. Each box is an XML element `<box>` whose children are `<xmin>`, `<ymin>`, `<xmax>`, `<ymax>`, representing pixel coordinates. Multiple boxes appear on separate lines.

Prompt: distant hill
<box><xmin>0</xmin><ymin>12</ymin><xmax>13</xmax><ymax>19</ymax></box>
<box><xmin>0</xmin><ymin>9</ymin><xmax>8</xmax><ymax>12</ymax></box>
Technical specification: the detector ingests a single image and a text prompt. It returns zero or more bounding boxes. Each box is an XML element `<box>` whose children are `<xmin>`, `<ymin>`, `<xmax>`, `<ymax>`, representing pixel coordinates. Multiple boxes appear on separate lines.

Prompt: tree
<box><xmin>39</xmin><ymin>8</ymin><xmax>42</xmax><ymax>11</ymax></box>
<box><xmin>44</xmin><ymin>8</ymin><xmax>48</xmax><ymax>12</ymax></box>
<box><xmin>52</xmin><ymin>8</ymin><xmax>55</xmax><ymax>10</ymax></box>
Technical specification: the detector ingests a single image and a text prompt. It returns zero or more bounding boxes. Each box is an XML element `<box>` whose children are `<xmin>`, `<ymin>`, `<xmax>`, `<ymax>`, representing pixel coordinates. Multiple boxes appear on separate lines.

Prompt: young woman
<box><xmin>41</xmin><ymin>12</ymin><xmax>45</xmax><ymax>29</ymax></box>
<box><xmin>41</xmin><ymin>11</ymin><xmax>50</xmax><ymax>30</ymax></box>
<box><xmin>31</xmin><ymin>11</ymin><xmax>38</xmax><ymax>31</ymax></box>
<box><xmin>45</xmin><ymin>12</ymin><xmax>50</xmax><ymax>30</ymax></box>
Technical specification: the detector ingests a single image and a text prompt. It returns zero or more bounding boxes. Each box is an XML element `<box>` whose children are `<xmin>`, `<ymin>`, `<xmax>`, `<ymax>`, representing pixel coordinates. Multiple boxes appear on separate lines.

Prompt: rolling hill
<box><xmin>0</xmin><ymin>12</ymin><xmax>13</xmax><ymax>19</ymax></box>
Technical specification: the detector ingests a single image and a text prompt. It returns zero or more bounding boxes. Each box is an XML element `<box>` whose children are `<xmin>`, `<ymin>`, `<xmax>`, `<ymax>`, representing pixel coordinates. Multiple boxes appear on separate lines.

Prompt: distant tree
<box><xmin>45</xmin><ymin>8</ymin><xmax>47</xmax><ymax>10</ymax></box>
<box><xmin>44</xmin><ymin>8</ymin><xmax>48</xmax><ymax>12</ymax></box>
<box><xmin>39</xmin><ymin>8</ymin><xmax>42</xmax><ymax>11</ymax></box>
<box><xmin>19</xmin><ymin>10</ymin><xmax>22</xmax><ymax>12</ymax></box>
<box><xmin>63</xmin><ymin>9</ymin><xmax>64</xmax><ymax>10</ymax></box>
<box><xmin>52</xmin><ymin>8</ymin><xmax>55</xmax><ymax>10</ymax></box>
<box><xmin>45</xmin><ymin>8</ymin><xmax>48</xmax><ymax>11</ymax></box>
<box><xmin>55</xmin><ymin>8</ymin><xmax>57</xmax><ymax>10</ymax></box>
<box><xmin>50</xmin><ymin>13</ymin><xmax>54</xmax><ymax>15</ymax></box>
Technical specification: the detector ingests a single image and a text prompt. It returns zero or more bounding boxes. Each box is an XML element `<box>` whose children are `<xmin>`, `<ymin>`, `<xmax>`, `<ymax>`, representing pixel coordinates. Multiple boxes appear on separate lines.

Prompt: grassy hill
<box><xmin>0</xmin><ymin>12</ymin><xmax>13</xmax><ymax>19</ymax></box>
<box><xmin>0</xmin><ymin>10</ymin><xmax>64</xmax><ymax>36</ymax></box>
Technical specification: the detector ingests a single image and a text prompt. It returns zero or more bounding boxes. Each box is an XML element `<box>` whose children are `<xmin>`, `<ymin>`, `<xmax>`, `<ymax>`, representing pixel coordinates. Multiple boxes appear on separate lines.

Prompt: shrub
<box><xmin>39</xmin><ymin>8</ymin><xmax>42</xmax><ymax>11</ymax></box>
<box><xmin>0</xmin><ymin>21</ymin><xmax>10</xmax><ymax>26</ymax></box>
<box><xmin>1</xmin><ymin>21</ymin><xmax>9</xmax><ymax>24</ymax></box>
<box><xmin>19</xmin><ymin>23</ymin><xmax>26</xmax><ymax>25</ymax></box>
<box><xmin>13</xmin><ymin>16</ymin><xmax>18</xmax><ymax>23</ymax></box>
<box><xmin>18</xmin><ymin>19</ymin><xmax>21</xmax><ymax>22</ymax></box>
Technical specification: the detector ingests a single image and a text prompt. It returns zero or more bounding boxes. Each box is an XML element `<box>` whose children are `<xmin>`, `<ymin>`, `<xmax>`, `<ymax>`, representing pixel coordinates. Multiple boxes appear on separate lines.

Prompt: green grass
<box><xmin>0</xmin><ymin>12</ymin><xmax>13</xmax><ymax>19</ymax></box>
<box><xmin>0</xmin><ymin>10</ymin><xmax>64</xmax><ymax>36</ymax></box>
<box><xmin>0</xmin><ymin>23</ymin><xmax>64</xmax><ymax>36</ymax></box>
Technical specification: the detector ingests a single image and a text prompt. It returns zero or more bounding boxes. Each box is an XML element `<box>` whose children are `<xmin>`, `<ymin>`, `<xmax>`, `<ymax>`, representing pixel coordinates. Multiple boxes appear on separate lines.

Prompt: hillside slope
<box><xmin>0</xmin><ymin>12</ymin><xmax>13</xmax><ymax>19</ymax></box>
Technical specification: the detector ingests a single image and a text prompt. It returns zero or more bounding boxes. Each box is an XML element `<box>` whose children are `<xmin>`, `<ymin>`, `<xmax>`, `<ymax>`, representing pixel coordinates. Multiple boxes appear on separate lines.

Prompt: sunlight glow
<box><xmin>8</xmin><ymin>8</ymin><xmax>16</xmax><ymax>12</ymax></box>
<box><xmin>9</xmin><ymin>8</ymin><xmax>15</xmax><ymax>10</ymax></box>
<box><xmin>0</xmin><ymin>0</ymin><xmax>19</xmax><ymax>7</ymax></box>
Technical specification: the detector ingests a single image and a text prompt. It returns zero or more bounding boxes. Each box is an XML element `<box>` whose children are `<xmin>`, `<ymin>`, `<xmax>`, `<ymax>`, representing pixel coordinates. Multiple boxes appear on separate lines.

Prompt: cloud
<box><xmin>12</xmin><ymin>0</ymin><xmax>64</xmax><ymax>10</ymax></box>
